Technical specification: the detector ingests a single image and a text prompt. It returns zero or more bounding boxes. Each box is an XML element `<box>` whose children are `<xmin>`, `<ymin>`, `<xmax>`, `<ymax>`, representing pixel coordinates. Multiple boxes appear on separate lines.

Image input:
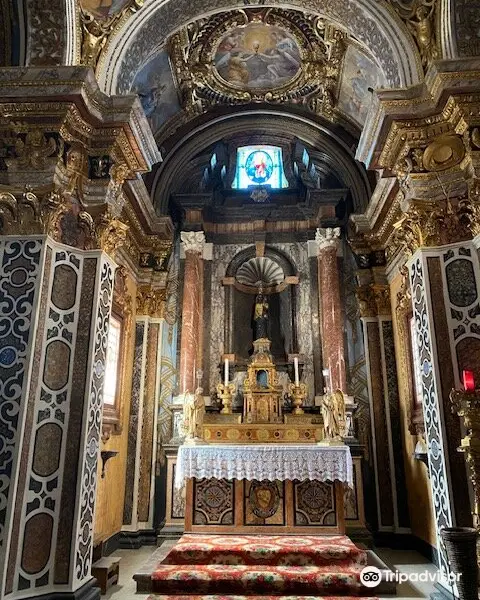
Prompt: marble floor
<box><xmin>103</xmin><ymin>543</ymin><xmax>439</xmax><ymax>600</ymax></box>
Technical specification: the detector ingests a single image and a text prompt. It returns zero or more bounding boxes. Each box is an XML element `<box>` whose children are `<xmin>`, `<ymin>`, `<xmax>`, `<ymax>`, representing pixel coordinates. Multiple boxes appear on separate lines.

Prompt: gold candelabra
<box><xmin>216</xmin><ymin>382</ymin><xmax>236</xmax><ymax>414</ymax></box>
<box><xmin>289</xmin><ymin>382</ymin><xmax>307</xmax><ymax>415</ymax></box>
<box><xmin>450</xmin><ymin>386</ymin><xmax>480</xmax><ymax>560</ymax></box>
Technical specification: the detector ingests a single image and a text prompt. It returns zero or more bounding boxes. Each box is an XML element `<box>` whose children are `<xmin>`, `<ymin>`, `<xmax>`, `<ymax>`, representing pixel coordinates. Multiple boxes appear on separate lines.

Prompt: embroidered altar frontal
<box><xmin>177</xmin><ymin>444</ymin><xmax>352</xmax><ymax>534</ymax></box>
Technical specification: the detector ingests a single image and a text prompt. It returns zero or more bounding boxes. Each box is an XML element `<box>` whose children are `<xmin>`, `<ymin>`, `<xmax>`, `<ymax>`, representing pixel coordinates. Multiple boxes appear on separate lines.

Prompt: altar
<box><xmin>175</xmin><ymin>443</ymin><xmax>352</xmax><ymax>535</ymax></box>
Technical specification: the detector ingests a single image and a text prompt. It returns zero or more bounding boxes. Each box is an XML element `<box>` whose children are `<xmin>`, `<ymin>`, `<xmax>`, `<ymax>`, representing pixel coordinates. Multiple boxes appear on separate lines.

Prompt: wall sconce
<box><xmin>100</xmin><ymin>450</ymin><xmax>118</xmax><ymax>478</ymax></box>
<box><xmin>413</xmin><ymin>439</ymin><xmax>429</xmax><ymax>475</ymax></box>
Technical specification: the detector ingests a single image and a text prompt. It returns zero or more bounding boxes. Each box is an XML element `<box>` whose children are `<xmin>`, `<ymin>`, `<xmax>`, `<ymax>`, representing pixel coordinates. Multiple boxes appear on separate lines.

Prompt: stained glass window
<box><xmin>232</xmin><ymin>145</ymin><xmax>288</xmax><ymax>189</ymax></box>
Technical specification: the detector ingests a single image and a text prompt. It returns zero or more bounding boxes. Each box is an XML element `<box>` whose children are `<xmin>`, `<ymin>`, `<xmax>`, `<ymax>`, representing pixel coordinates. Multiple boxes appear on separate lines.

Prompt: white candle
<box><xmin>294</xmin><ymin>357</ymin><xmax>299</xmax><ymax>385</ymax></box>
<box><xmin>224</xmin><ymin>358</ymin><xmax>229</xmax><ymax>386</ymax></box>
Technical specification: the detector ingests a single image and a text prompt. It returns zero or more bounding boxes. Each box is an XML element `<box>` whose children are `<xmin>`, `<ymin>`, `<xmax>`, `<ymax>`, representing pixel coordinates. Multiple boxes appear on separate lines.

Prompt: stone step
<box><xmin>151</xmin><ymin>564</ymin><xmax>366</xmax><ymax>596</ymax></box>
<box><xmin>161</xmin><ymin>534</ymin><xmax>367</xmax><ymax>567</ymax></box>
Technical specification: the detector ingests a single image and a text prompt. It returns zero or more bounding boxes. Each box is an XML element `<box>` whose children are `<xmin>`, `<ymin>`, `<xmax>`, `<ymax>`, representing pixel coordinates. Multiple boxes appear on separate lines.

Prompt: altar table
<box><xmin>175</xmin><ymin>444</ymin><xmax>353</xmax><ymax>535</ymax></box>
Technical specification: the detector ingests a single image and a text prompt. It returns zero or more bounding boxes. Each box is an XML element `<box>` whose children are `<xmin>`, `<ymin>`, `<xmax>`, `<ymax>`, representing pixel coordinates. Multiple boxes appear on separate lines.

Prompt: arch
<box><xmin>151</xmin><ymin>109</ymin><xmax>371</xmax><ymax>214</ymax></box>
<box><xmin>97</xmin><ymin>0</ymin><xmax>423</xmax><ymax>95</ymax></box>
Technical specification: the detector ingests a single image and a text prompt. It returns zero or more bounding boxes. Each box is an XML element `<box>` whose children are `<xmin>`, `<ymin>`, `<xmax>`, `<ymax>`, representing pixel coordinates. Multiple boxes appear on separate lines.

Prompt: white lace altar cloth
<box><xmin>174</xmin><ymin>444</ymin><xmax>353</xmax><ymax>489</ymax></box>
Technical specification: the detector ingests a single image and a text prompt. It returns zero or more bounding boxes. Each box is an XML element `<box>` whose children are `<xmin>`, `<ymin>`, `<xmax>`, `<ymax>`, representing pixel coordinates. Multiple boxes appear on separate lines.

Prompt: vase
<box><xmin>440</xmin><ymin>527</ymin><xmax>478</xmax><ymax>600</ymax></box>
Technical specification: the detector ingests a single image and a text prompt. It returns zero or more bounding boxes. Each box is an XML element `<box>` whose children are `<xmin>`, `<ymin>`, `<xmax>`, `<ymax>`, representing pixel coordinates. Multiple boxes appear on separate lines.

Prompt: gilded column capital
<box><xmin>181</xmin><ymin>230</ymin><xmax>206</xmax><ymax>254</ymax></box>
<box><xmin>315</xmin><ymin>227</ymin><xmax>341</xmax><ymax>251</ymax></box>
<box><xmin>136</xmin><ymin>286</ymin><xmax>166</xmax><ymax>318</ymax></box>
<box><xmin>388</xmin><ymin>197</ymin><xmax>472</xmax><ymax>260</ymax></box>
<box><xmin>0</xmin><ymin>187</ymin><xmax>68</xmax><ymax>239</ymax></box>
<box><xmin>356</xmin><ymin>284</ymin><xmax>391</xmax><ymax>318</ymax></box>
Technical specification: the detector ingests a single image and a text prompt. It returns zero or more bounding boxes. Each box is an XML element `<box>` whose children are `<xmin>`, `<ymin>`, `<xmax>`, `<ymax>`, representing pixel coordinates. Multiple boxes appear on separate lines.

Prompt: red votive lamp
<box><xmin>463</xmin><ymin>370</ymin><xmax>475</xmax><ymax>392</ymax></box>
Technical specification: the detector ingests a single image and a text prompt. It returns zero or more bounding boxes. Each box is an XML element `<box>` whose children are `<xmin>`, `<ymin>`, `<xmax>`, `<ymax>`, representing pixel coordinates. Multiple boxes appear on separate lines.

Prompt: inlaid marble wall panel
<box><xmin>294</xmin><ymin>480</ymin><xmax>336</xmax><ymax>526</ymax></box>
<box><xmin>123</xmin><ymin>317</ymin><xmax>163</xmax><ymax>531</ymax></box>
<box><xmin>193</xmin><ymin>478</ymin><xmax>234</xmax><ymax>525</ymax></box>
<box><xmin>0</xmin><ymin>238</ymin><xmax>44</xmax><ymax>593</ymax></box>
<box><xmin>0</xmin><ymin>237</ymin><xmax>115</xmax><ymax>598</ymax></box>
<box><xmin>275</xmin><ymin>242</ymin><xmax>314</xmax><ymax>403</ymax></box>
<box><xmin>123</xmin><ymin>321</ymin><xmax>146</xmax><ymax>526</ymax></box>
<box><xmin>209</xmin><ymin>244</ymin><xmax>247</xmax><ymax>392</ymax></box>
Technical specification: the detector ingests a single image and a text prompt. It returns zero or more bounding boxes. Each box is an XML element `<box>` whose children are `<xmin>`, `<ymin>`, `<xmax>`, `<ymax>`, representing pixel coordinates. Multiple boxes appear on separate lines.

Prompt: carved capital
<box><xmin>181</xmin><ymin>230</ymin><xmax>206</xmax><ymax>254</ymax></box>
<box><xmin>136</xmin><ymin>285</ymin><xmax>166</xmax><ymax>318</ymax></box>
<box><xmin>388</xmin><ymin>197</ymin><xmax>472</xmax><ymax>259</ymax></box>
<box><xmin>356</xmin><ymin>283</ymin><xmax>391</xmax><ymax>317</ymax></box>
<box><xmin>315</xmin><ymin>227</ymin><xmax>341</xmax><ymax>251</ymax></box>
<box><xmin>0</xmin><ymin>187</ymin><xmax>68</xmax><ymax>239</ymax></box>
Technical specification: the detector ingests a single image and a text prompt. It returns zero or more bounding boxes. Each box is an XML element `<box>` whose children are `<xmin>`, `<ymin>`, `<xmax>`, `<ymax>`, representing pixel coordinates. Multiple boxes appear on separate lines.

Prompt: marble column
<box><xmin>316</xmin><ymin>227</ymin><xmax>347</xmax><ymax>392</ymax></box>
<box><xmin>178</xmin><ymin>231</ymin><xmax>205</xmax><ymax>394</ymax></box>
<box><xmin>0</xmin><ymin>235</ymin><xmax>115</xmax><ymax>600</ymax></box>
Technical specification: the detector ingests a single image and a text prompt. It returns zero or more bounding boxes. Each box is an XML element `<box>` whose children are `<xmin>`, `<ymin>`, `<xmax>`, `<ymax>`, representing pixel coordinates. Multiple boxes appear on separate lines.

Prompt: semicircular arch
<box><xmin>151</xmin><ymin>108</ymin><xmax>371</xmax><ymax>214</ymax></box>
<box><xmin>97</xmin><ymin>0</ymin><xmax>423</xmax><ymax>95</ymax></box>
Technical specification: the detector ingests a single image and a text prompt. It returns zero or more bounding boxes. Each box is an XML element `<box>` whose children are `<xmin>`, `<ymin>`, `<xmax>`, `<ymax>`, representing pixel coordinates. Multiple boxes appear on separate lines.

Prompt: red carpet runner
<box><xmin>150</xmin><ymin>534</ymin><xmax>378</xmax><ymax>599</ymax></box>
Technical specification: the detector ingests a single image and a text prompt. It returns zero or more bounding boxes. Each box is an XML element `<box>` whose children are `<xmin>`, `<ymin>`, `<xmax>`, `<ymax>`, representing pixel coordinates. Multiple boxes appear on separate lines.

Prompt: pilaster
<box><xmin>356</xmin><ymin>276</ymin><xmax>410</xmax><ymax>534</ymax></box>
<box><xmin>122</xmin><ymin>288</ymin><xmax>165</xmax><ymax>536</ymax></box>
<box><xmin>0</xmin><ymin>235</ymin><xmax>115</xmax><ymax>599</ymax></box>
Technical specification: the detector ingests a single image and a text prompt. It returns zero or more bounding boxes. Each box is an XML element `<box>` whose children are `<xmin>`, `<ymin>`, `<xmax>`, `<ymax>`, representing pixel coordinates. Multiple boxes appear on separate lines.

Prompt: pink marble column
<box><xmin>316</xmin><ymin>227</ymin><xmax>347</xmax><ymax>392</ymax></box>
<box><xmin>179</xmin><ymin>231</ymin><xmax>205</xmax><ymax>393</ymax></box>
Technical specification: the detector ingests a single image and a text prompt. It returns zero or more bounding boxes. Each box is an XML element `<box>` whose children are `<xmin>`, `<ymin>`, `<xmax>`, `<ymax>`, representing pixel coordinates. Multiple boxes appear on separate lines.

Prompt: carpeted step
<box><xmin>147</xmin><ymin>595</ymin><xmax>379</xmax><ymax>600</ymax></box>
<box><xmin>161</xmin><ymin>534</ymin><xmax>366</xmax><ymax>567</ymax></box>
<box><xmin>151</xmin><ymin>564</ymin><xmax>366</xmax><ymax>596</ymax></box>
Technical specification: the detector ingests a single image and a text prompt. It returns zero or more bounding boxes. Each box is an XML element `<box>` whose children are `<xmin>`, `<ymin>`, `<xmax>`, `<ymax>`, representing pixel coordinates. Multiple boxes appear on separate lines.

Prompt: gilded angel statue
<box><xmin>321</xmin><ymin>388</ymin><xmax>346</xmax><ymax>441</ymax></box>
<box><xmin>182</xmin><ymin>387</ymin><xmax>205</xmax><ymax>442</ymax></box>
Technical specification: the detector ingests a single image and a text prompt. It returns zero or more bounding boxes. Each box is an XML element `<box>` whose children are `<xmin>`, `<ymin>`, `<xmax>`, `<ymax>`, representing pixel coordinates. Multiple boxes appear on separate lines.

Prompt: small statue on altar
<box><xmin>182</xmin><ymin>387</ymin><xmax>205</xmax><ymax>442</ymax></box>
<box><xmin>253</xmin><ymin>288</ymin><xmax>269</xmax><ymax>340</ymax></box>
<box><xmin>321</xmin><ymin>388</ymin><xmax>346</xmax><ymax>441</ymax></box>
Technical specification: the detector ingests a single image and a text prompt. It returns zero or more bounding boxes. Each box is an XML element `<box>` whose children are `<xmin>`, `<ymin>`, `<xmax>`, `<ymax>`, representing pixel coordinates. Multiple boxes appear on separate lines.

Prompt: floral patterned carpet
<box><xmin>161</xmin><ymin>535</ymin><xmax>367</xmax><ymax>567</ymax></box>
<box><xmin>151</xmin><ymin>534</ymin><xmax>377</xmax><ymax>598</ymax></box>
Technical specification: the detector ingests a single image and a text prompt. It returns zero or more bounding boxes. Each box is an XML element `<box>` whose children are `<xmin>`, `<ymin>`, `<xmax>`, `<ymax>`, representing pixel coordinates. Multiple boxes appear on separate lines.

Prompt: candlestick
<box><xmin>224</xmin><ymin>358</ymin><xmax>229</xmax><ymax>386</ymax></box>
<box><xmin>463</xmin><ymin>370</ymin><xmax>475</xmax><ymax>392</ymax></box>
<box><xmin>294</xmin><ymin>357</ymin><xmax>299</xmax><ymax>385</ymax></box>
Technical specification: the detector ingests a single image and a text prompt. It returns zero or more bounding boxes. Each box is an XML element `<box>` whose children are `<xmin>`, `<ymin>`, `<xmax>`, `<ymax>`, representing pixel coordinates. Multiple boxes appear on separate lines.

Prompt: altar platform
<box><xmin>175</xmin><ymin>443</ymin><xmax>352</xmax><ymax>535</ymax></box>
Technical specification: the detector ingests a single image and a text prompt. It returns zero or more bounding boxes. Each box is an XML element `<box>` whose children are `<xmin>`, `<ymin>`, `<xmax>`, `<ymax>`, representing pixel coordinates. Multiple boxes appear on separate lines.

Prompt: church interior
<box><xmin>2</xmin><ymin>1</ymin><xmax>480</xmax><ymax>600</ymax></box>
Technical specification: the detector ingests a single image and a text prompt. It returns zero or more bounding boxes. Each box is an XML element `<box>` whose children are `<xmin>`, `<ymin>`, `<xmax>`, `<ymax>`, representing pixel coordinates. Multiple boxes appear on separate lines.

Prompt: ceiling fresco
<box><xmin>337</xmin><ymin>44</ymin><xmax>385</xmax><ymax>126</ymax></box>
<box><xmin>132</xmin><ymin>49</ymin><xmax>181</xmax><ymax>135</ymax></box>
<box><xmin>126</xmin><ymin>7</ymin><xmax>388</xmax><ymax>141</ymax></box>
<box><xmin>214</xmin><ymin>23</ymin><xmax>301</xmax><ymax>91</ymax></box>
